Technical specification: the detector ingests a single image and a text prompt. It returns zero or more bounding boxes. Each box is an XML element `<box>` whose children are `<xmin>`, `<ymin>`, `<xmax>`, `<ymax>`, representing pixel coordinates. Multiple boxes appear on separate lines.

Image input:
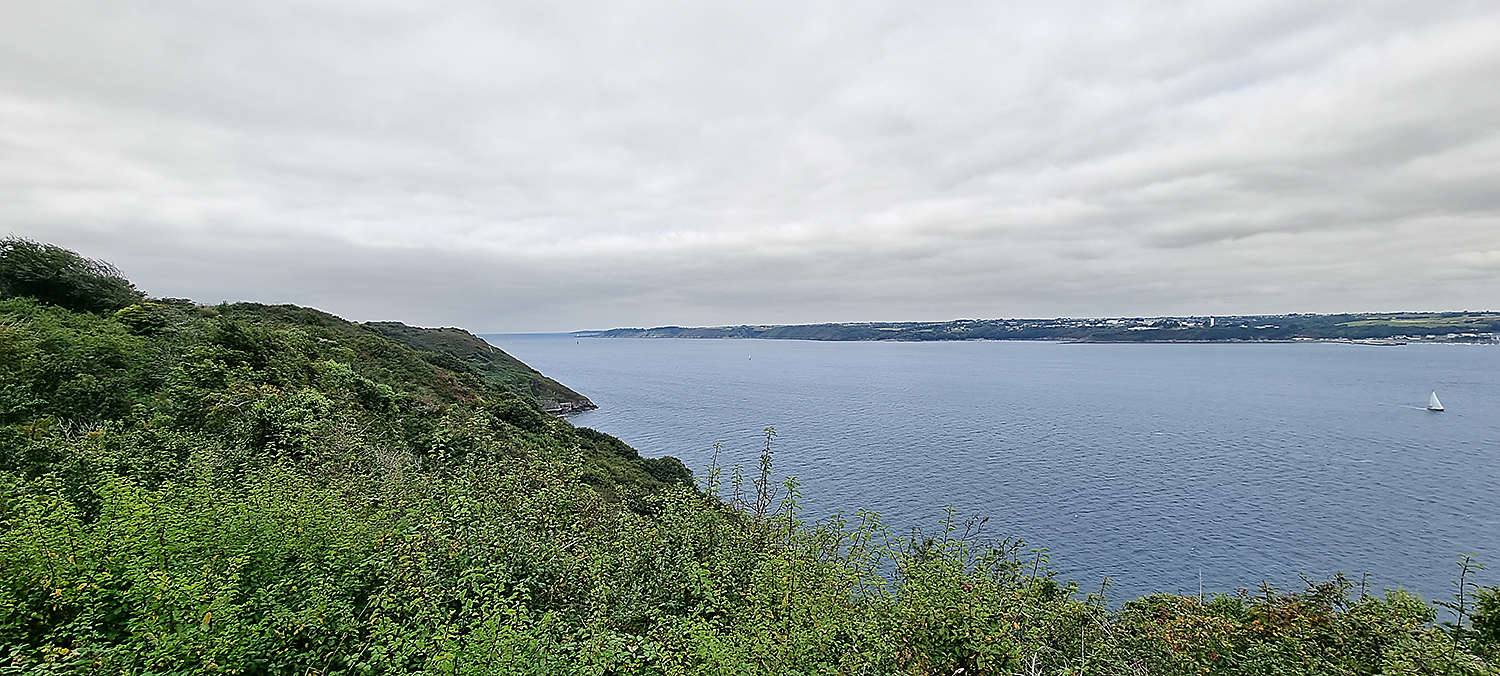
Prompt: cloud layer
<box><xmin>4</xmin><ymin>0</ymin><xmax>1498</xmax><ymax>330</ymax></box>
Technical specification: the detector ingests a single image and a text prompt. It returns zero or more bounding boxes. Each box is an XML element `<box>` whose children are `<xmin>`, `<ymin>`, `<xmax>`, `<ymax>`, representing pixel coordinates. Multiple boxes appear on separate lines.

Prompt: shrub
<box><xmin>0</xmin><ymin>237</ymin><xmax>144</xmax><ymax>313</ymax></box>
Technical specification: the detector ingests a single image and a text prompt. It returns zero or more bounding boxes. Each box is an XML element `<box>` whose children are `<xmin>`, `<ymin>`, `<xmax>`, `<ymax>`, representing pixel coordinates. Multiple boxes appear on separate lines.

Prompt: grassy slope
<box><xmin>366</xmin><ymin>321</ymin><xmax>594</xmax><ymax>409</ymax></box>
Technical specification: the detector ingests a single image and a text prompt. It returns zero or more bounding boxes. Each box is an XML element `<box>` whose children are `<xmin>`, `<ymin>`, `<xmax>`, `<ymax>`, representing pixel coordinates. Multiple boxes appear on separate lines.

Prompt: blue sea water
<box><xmin>483</xmin><ymin>334</ymin><xmax>1500</xmax><ymax>604</ymax></box>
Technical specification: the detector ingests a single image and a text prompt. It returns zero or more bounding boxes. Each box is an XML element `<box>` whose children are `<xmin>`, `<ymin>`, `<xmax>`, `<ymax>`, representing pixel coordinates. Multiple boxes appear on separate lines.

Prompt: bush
<box><xmin>1474</xmin><ymin>586</ymin><xmax>1500</xmax><ymax>652</ymax></box>
<box><xmin>0</xmin><ymin>238</ymin><xmax>144</xmax><ymax>313</ymax></box>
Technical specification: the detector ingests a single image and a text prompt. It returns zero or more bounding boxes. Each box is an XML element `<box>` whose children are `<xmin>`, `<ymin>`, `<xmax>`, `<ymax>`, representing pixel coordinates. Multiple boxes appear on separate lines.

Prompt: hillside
<box><xmin>0</xmin><ymin>238</ymin><xmax>681</xmax><ymax>500</ymax></box>
<box><xmin>366</xmin><ymin>321</ymin><xmax>594</xmax><ymax>412</ymax></box>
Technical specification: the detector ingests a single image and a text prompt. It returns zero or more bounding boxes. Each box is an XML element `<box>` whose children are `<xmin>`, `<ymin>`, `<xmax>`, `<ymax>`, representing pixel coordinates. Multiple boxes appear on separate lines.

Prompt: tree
<box><xmin>0</xmin><ymin>236</ymin><xmax>144</xmax><ymax>312</ymax></box>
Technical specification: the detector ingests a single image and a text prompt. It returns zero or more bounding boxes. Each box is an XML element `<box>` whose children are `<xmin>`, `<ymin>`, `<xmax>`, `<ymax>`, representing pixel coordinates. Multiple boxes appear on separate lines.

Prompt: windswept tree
<box><xmin>0</xmin><ymin>236</ymin><xmax>144</xmax><ymax>312</ymax></box>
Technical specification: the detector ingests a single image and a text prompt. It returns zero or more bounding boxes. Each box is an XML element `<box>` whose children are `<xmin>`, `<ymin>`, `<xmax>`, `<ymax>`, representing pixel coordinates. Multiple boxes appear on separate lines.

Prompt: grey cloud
<box><xmin>3</xmin><ymin>0</ymin><xmax>1499</xmax><ymax>330</ymax></box>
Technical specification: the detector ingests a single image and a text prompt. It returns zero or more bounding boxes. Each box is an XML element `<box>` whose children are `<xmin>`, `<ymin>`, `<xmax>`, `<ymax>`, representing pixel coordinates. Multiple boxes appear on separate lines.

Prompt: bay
<box><xmin>484</xmin><ymin>334</ymin><xmax>1500</xmax><ymax>604</ymax></box>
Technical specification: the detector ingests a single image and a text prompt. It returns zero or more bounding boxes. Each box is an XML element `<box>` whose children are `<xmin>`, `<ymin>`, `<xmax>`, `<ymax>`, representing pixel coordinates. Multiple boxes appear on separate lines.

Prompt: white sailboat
<box><xmin>1427</xmin><ymin>391</ymin><xmax>1444</xmax><ymax>412</ymax></box>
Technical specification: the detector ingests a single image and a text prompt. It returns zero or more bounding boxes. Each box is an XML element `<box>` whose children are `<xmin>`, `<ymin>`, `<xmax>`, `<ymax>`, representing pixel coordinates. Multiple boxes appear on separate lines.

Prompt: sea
<box><xmin>482</xmin><ymin>334</ymin><xmax>1500</xmax><ymax>605</ymax></box>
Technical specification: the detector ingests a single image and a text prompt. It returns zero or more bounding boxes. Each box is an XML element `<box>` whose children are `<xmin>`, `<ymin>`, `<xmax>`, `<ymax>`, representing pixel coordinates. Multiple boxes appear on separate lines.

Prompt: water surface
<box><xmin>485</xmin><ymin>335</ymin><xmax>1499</xmax><ymax>603</ymax></box>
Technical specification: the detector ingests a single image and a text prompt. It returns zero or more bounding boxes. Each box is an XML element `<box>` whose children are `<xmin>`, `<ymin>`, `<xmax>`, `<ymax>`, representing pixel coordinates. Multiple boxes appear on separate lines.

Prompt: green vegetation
<box><xmin>2</xmin><ymin>239</ymin><xmax>1498</xmax><ymax>674</ymax></box>
<box><xmin>0</xmin><ymin>238</ymin><xmax>144</xmax><ymax>314</ymax></box>
<box><xmin>366</xmin><ymin>322</ymin><xmax>593</xmax><ymax>410</ymax></box>
<box><xmin>1339</xmin><ymin>315</ymin><xmax>1500</xmax><ymax>330</ymax></box>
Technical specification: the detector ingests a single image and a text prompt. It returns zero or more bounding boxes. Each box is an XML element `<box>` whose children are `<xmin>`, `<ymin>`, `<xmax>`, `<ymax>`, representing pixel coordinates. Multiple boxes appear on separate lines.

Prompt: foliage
<box><xmin>1</xmin><ymin>243</ymin><xmax>1496</xmax><ymax>674</ymax></box>
<box><xmin>0</xmin><ymin>238</ymin><xmax>144</xmax><ymax>314</ymax></box>
<box><xmin>367</xmin><ymin>322</ymin><xmax>594</xmax><ymax>409</ymax></box>
<box><xmin>1475</xmin><ymin>586</ymin><xmax>1500</xmax><ymax>652</ymax></box>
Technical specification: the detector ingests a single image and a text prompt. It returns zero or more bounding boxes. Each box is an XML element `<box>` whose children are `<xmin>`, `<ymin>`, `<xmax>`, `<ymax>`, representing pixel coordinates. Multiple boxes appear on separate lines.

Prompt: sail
<box><xmin>1428</xmin><ymin>391</ymin><xmax>1444</xmax><ymax>411</ymax></box>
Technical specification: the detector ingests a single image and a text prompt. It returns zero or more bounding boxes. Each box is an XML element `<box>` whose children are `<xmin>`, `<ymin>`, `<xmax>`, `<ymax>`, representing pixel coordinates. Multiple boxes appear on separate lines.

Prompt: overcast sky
<box><xmin>3</xmin><ymin>1</ymin><xmax>1498</xmax><ymax>331</ymax></box>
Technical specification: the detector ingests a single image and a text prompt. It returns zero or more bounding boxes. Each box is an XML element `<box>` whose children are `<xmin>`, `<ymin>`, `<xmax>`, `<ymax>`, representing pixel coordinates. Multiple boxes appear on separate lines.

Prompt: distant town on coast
<box><xmin>586</xmin><ymin>311</ymin><xmax>1500</xmax><ymax>344</ymax></box>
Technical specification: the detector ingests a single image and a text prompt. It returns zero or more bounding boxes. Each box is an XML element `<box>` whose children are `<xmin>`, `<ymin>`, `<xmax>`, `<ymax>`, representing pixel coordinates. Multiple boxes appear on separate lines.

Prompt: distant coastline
<box><xmin>585</xmin><ymin>312</ymin><xmax>1500</xmax><ymax>344</ymax></box>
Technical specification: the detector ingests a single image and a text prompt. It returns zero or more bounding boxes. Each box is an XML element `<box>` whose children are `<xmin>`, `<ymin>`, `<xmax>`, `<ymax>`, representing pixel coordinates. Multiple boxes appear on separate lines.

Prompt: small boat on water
<box><xmin>1428</xmin><ymin>391</ymin><xmax>1444</xmax><ymax>411</ymax></box>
